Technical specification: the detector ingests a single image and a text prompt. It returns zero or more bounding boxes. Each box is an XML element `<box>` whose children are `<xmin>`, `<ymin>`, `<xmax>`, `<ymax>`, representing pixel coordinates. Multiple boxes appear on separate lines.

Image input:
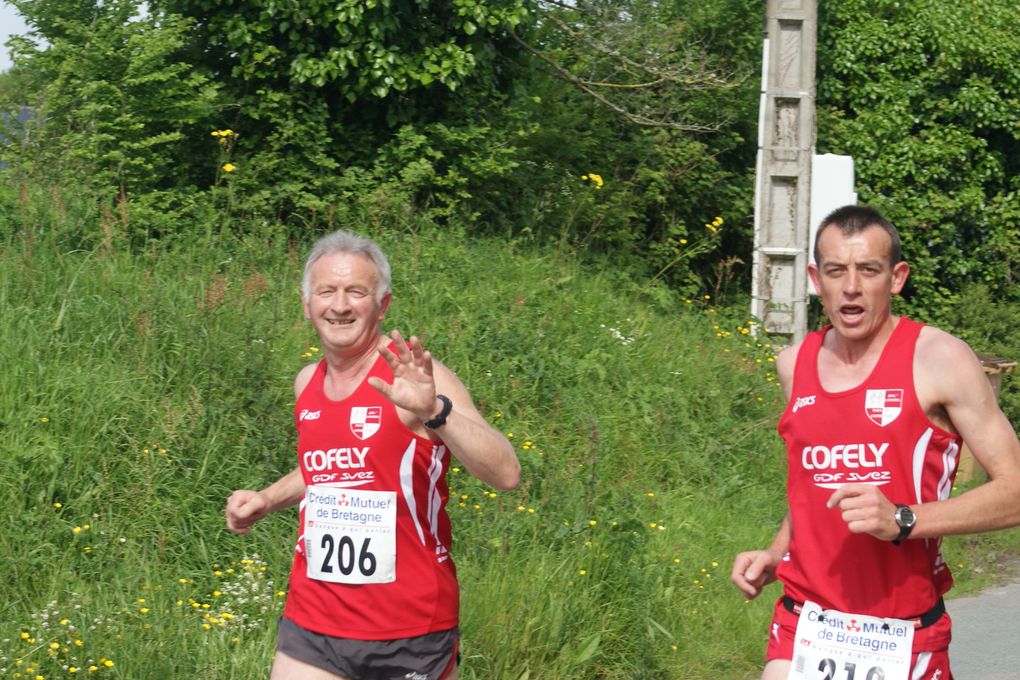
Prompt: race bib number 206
<box><xmin>304</xmin><ymin>487</ymin><xmax>397</xmax><ymax>585</ymax></box>
<box><xmin>788</xmin><ymin>601</ymin><xmax>914</xmax><ymax>680</ymax></box>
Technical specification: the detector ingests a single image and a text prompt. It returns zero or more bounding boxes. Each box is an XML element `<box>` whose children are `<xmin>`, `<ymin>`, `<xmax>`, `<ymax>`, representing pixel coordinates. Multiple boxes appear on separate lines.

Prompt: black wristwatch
<box><xmin>423</xmin><ymin>394</ymin><xmax>452</xmax><ymax>429</ymax></box>
<box><xmin>892</xmin><ymin>504</ymin><xmax>916</xmax><ymax>545</ymax></box>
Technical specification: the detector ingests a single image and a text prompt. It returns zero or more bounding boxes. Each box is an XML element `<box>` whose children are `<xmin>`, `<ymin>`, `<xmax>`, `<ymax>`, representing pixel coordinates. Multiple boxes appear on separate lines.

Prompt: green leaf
<box><xmin>574</xmin><ymin>633</ymin><xmax>601</xmax><ymax>665</ymax></box>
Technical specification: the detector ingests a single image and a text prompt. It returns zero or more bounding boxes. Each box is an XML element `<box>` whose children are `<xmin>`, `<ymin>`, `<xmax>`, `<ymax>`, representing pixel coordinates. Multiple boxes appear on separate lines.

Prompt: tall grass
<box><xmin>1</xmin><ymin>186</ymin><xmax>1018</xmax><ymax>679</ymax></box>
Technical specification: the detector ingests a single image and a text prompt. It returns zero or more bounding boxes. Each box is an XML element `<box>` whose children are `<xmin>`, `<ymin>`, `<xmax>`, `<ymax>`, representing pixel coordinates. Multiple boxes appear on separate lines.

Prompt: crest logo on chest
<box><xmin>350</xmin><ymin>406</ymin><xmax>382</xmax><ymax>440</ymax></box>
<box><xmin>865</xmin><ymin>389</ymin><xmax>903</xmax><ymax>427</ymax></box>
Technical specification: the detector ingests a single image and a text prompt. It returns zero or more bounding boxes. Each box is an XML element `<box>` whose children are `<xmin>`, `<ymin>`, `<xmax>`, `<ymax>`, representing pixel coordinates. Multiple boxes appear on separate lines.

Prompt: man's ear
<box><xmin>891</xmin><ymin>260</ymin><xmax>910</xmax><ymax>295</ymax></box>
<box><xmin>378</xmin><ymin>291</ymin><xmax>392</xmax><ymax>320</ymax></box>
<box><xmin>807</xmin><ymin>262</ymin><xmax>821</xmax><ymax>294</ymax></box>
<box><xmin>300</xmin><ymin>289</ymin><xmax>311</xmax><ymax>320</ymax></box>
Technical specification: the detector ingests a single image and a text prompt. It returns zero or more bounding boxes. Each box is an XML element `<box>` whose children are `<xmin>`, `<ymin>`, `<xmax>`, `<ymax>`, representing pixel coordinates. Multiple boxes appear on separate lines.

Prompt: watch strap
<box><xmin>892</xmin><ymin>503</ymin><xmax>915</xmax><ymax>545</ymax></box>
<box><xmin>423</xmin><ymin>394</ymin><xmax>452</xmax><ymax>429</ymax></box>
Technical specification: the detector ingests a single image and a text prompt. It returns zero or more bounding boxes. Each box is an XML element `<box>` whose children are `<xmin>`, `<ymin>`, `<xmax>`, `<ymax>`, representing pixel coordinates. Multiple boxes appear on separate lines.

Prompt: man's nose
<box><xmin>330</xmin><ymin>291</ymin><xmax>352</xmax><ymax>311</ymax></box>
<box><xmin>843</xmin><ymin>270</ymin><xmax>861</xmax><ymax>295</ymax></box>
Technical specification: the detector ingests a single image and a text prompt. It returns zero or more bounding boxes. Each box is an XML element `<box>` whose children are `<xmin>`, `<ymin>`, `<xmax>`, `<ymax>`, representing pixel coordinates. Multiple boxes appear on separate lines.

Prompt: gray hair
<box><xmin>301</xmin><ymin>231</ymin><xmax>392</xmax><ymax>303</ymax></box>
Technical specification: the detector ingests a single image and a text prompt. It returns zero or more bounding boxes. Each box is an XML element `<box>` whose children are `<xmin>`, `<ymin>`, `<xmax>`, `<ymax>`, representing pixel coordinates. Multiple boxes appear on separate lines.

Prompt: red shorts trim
<box><xmin>765</xmin><ymin>598</ymin><xmax>953</xmax><ymax>680</ymax></box>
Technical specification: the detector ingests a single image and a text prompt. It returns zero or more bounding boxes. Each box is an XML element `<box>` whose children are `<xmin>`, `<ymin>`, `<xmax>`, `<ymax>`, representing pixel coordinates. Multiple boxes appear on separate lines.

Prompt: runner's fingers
<box><xmin>366</xmin><ymin>375</ymin><xmax>392</xmax><ymax>397</ymax></box>
<box><xmin>377</xmin><ymin>338</ymin><xmax>399</xmax><ymax>364</ymax></box>
<box><xmin>408</xmin><ymin>334</ymin><xmax>426</xmax><ymax>359</ymax></box>
<box><xmin>388</xmin><ymin>329</ymin><xmax>412</xmax><ymax>359</ymax></box>
<box><xmin>418</xmin><ymin>350</ymin><xmax>435</xmax><ymax>376</ymax></box>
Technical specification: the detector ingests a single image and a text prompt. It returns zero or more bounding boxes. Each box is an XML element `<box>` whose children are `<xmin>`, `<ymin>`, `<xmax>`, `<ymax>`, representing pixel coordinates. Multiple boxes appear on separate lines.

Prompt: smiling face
<box><xmin>302</xmin><ymin>251</ymin><xmax>391</xmax><ymax>358</ymax></box>
<box><xmin>808</xmin><ymin>224</ymin><xmax>910</xmax><ymax>345</ymax></box>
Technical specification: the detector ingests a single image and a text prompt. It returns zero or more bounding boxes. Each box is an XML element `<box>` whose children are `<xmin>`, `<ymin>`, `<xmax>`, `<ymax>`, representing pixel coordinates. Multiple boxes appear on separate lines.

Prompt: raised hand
<box><xmin>367</xmin><ymin>329</ymin><xmax>441</xmax><ymax>421</ymax></box>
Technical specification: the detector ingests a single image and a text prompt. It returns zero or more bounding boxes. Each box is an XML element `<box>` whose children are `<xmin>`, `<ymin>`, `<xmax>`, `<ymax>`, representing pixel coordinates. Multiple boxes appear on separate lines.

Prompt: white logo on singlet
<box><xmin>299</xmin><ymin>409</ymin><xmax>321</xmax><ymax>421</ymax></box>
<box><xmin>802</xmin><ymin>442</ymin><xmax>888</xmax><ymax>470</ymax></box>
<box><xmin>865</xmin><ymin>389</ymin><xmax>903</xmax><ymax>426</ymax></box>
<box><xmin>792</xmin><ymin>395</ymin><xmax>816</xmax><ymax>412</ymax></box>
<box><xmin>350</xmin><ymin>406</ymin><xmax>382</xmax><ymax>440</ymax></box>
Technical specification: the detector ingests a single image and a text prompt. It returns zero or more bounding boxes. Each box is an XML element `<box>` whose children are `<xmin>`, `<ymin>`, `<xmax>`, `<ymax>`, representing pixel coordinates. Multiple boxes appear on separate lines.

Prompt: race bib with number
<box><xmin>788</xmin><ymin>600</ymin><xmax>915</xmax><ymax>680</ymax></box>
<box><xmin>304</xmin><ymin>486</ymin><xmax>397</xmax><ymax>585</ymax></box>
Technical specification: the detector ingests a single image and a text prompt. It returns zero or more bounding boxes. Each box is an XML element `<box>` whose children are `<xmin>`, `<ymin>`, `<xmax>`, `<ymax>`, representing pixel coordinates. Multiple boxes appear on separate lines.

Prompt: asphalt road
<box><xmin>948</xmin><ymin>578</ymin><xmax>1020</xmax><ymax>679</ymax></box>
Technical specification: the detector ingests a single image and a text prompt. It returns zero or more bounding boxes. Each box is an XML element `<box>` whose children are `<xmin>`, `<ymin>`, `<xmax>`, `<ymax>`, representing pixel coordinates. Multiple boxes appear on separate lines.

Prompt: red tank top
<box><xmin>776</xmin><ymin>317</ymin><xmax>961</xmax><ymax>618</ymax></box>
<box><xmin>282</xmin><ymin>352</ymin><xmax>459</xmax><ymax>639</ymax></box>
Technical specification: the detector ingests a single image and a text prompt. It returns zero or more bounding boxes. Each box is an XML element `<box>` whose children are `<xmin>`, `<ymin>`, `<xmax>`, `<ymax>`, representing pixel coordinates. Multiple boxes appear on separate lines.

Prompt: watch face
<box><xmin>897</xmin><ymin>506</ymin><xmax>916</xmax><ymax>527</ymax></box>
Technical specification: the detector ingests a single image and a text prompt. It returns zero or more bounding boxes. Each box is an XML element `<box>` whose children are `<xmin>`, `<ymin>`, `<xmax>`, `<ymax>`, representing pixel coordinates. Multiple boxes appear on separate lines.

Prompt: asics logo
<box><xmin>792</xmin><ymin>395</ymin><xmax>816</xmax><ymax>413</ymax></box>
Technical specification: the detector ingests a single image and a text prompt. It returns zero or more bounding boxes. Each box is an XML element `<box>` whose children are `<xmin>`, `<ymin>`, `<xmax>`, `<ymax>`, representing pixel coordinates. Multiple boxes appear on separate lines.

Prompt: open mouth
<box><xmin>839</xmin><ymin>304</ymin><xmax>864</xmax><ymax>321</ymax></box>
<box><xmin>326</xmin><ymin>318</ymin><xmax>355</xmax><ymax>326</ymax></box>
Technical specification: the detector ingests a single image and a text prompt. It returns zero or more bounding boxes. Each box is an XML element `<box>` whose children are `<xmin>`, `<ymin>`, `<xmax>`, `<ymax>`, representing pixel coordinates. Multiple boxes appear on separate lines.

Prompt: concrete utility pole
<box><xmin>751</xmin><ymin>0</ymin><xmax>818</xmax><ymax>344</ymax></box>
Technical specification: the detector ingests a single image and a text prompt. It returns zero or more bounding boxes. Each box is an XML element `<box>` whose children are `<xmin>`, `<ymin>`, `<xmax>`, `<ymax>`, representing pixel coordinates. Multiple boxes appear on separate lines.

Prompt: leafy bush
<box><xmin>5</xmin><ymin>0</ymin><xmax>218</xmax><ymax>213</ymax></box>
<box><xmin>817</xmin><ymin>0</ymin><xmax>1020</xmax><ymax>313</ymax></box>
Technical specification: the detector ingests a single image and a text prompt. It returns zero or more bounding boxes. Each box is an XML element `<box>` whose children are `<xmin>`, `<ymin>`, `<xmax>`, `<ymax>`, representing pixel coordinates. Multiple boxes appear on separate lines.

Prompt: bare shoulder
<box><xmin>915</xmin><ymin>324</ymin><xmax>976</xmax><ymax>362</ymax></box>
<box><xmin>293</xmin><ymin>362</ymin><xmax>319</xmax><ymax>400</ymax></box>
<box><xmin>915</xmin><ymin>326</ymin><xmax>984</xmax><ymax>385</ymax></box>
<box><xmin>775</xmin><ymin>340</ymin><xmax>803</xmax><ymax>399</ymax></box>
<box><xmin>776</xmin><ymin>342</ymin><xmax>800</xmax><ymax>375</ymax></box>
<box><xmin>915</xmin><ymin>325</ymin><xmax>989</xmax><ymax>410</ymax></box>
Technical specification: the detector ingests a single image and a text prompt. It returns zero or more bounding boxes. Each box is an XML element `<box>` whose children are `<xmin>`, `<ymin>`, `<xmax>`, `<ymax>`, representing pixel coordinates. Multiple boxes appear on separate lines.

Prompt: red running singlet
<box><xmin>282</xmin><ymin>352</ymin><xmax>459</xmax><ymax>640</ymax></box>
<box><xmin>776</xmin><ymin>317</ymin><xmax>962</xmax><ymax>620</ymax></box>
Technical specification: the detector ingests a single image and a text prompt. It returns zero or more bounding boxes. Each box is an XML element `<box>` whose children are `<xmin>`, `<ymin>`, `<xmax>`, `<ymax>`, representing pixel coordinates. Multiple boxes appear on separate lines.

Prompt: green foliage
<box><xmin>141</xmin><ymin>0</ymin><xmax>531</xmax><ymax>222</ymax></box>
<box><xmin>817</xmin><ymin>0</ymin><xmax>1020</xmax><ymax>313</ymax></box>
<box><xmin>5</xmin><ymin>0</ymin><xmax>218</xmax><ymax>195</ymax></box>
<box><xmin>159</xmin><ymin>0</ymin><xmax>528</xmax><ymax>98</ymax></box>
<box><xmin>0</xmin><ymin>65</ymin><xmax>33</xmax><ymax>106</ymax></box>
<box><xmin>469</xmin><ymin>0</ymin><xmax>761</xmax><ymax>299</ymax></box>
<box><xmin>939</xmin><ymin>283</ymin><xmax>1020</xmax><ymax>423</ymax></box>
<box><xmin>0</xmin><ymin>0</ymin><xmax>765</xmax><ymax>303</ymax></box>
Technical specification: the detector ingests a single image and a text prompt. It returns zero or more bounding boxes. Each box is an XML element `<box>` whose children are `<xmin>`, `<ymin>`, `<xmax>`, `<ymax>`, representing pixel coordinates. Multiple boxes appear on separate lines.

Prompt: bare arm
<box><xmin>909</xmin><ymin>329</ymin><xmax>1020</xmax><ymax>537</ymax></box>
<box><xmin>732</xmin><ymin>512</ymin><xmax>791</xmax><ymax>600</ymax></box>
<box><xmin>224</xmin><ymin>366</ymin><xmax>317</xmax><ymax>534</ymax></box>
<box><xmin>225</xmin><ymin>467</ymin><xmax>305</xmax><ymax>534</ymax></box>
<box><xmin>369</xmin><ymin>330</ymin><xmax>521</xmax><ymax>490</ymax></box>
<box><xmin>829</xmin><ymin>329</ymin><xmax>1020</xmax><ymax>542</ymax></box>
<box><xmin>731</xmin><ymin>344</ymin><xmax>798</xmax><ymax>598</ymax></box>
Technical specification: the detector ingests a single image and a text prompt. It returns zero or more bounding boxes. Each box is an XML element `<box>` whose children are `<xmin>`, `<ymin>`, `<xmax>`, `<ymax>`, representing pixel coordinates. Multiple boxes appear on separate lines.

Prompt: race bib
<box><xmin>788</xmin><ymin>601</ymin><xmax>914</xmax><ymax>680</ymax></box>
<box><xmin>304</xmin><ymin>486</ymin><xmax>397</xmax><ymax>585</ymax></box>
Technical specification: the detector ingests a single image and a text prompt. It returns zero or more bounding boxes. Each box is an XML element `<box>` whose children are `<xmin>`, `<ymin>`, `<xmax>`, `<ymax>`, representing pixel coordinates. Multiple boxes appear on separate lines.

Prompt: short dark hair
<box><xmin>813</xmin><ymin>205</ymin><xmax>902</xmax><ymax>265</ymax></box>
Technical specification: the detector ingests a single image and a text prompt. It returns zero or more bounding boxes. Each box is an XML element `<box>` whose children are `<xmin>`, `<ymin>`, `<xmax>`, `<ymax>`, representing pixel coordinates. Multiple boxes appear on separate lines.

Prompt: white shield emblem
<box><xmin>350</xmin><ymin>406</ymin><xmax>382</xmax><ymax>440</ymax></box>
<box><xmin>865</xmin><ymin>389</ymin><xmax>903</xmax><ymax>427</ymax></box>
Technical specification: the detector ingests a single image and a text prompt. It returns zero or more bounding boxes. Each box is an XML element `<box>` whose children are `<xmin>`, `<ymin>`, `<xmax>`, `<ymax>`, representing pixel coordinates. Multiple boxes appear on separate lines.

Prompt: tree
<box><xmin>145</xmin><ymin>0</ymin><xmax>532</xmax><ymax>220</ymax></box>
<box><xmin>817</xmin><ymin>0</ymin><xmax>1020</xmax><ymax>313</ymax></box>
<box><xmin>3</xmin><ymin>0</ymin><xmax>218</xmax><ymax>239</ymax></box>
<box><xmin>473</xmin><ymin>0</ymin><xmax>762</xmax><ymax>299</ymax></box>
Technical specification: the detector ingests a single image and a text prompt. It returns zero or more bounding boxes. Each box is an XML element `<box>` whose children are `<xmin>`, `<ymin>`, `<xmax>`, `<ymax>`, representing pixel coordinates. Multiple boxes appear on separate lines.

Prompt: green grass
<box><xmin>1</xmin><ymin>188</ymin><xmax>1019</xmax><ymax>679</ymax></box>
